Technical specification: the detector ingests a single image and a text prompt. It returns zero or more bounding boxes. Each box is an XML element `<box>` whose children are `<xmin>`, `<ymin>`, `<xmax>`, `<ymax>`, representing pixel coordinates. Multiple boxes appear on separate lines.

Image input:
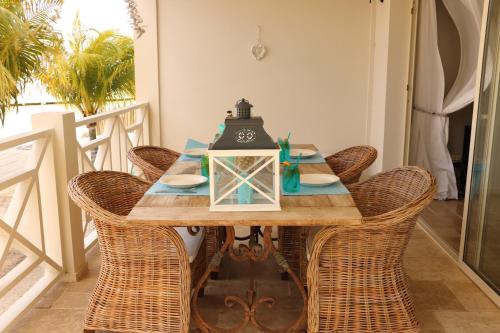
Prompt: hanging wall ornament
<box><xmin>251</xmin><ymin>26</ymin><xmax>267</xmax><ymax>61</ymax></box>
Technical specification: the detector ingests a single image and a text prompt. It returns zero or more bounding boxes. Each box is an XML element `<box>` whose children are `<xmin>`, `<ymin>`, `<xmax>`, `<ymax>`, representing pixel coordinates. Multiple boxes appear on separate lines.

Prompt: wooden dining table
<box><xmin>127</xmin><ymin>144</ymin><xmax>362</xmax><ymax>332</ymax></box>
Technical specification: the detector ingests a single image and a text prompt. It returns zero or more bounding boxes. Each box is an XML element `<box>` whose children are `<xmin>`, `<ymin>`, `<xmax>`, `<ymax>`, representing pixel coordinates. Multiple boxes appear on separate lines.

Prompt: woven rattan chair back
<box><xmin>128</xmin><ymin>146</ymin><xmax>222</xmax><ymax>265</ymax></box>
<box><xmin>68</xmin><ymin>171</ymin><xmax>191</xmax><ymax>333</ymax></box>
<box><xmin>307</xmin><ymin>167</ymin><xmax>436</xmax><ymax>333</ymax></box>
<box><xmin>128</xmin><ymin>145</ymin><xmax>180</xmax><ymax>182</ymax></box>
<box><xmin>278</xmin><ymin>145</ymin><xmax>378</xmax><ymax>282</ymax></box>
<box><xmin>349</xmin><ymin>166</ymin><xmax>433</xmax><ymax>219</ymax></box>
<box><xmin>325</xmin><ymin>145</ymin><xmax>377</xmax><ymax>184</ymax></box>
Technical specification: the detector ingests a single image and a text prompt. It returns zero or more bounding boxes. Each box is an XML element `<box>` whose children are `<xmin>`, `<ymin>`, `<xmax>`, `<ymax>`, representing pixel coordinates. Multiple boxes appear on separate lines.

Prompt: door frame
<box><xmin>458</xmin><ymin>0</ymin><xmax>500</xmax><ymax>308</ymax></box>
<box><xmin>403</xmin><ymin>0</ymin><xmax>419</xmax><ymax>165</ymax></box>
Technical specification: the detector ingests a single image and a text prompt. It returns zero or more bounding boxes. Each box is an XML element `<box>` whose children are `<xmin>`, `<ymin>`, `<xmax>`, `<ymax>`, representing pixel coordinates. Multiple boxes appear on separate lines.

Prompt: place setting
<box><xmin>178</xmin><ymin>138</ymin><xmax>208</xmax><ymax>161</ymax></box>
<box><xmin>146</xmin><ymin>138</ymin><xmax>212</xmax><ymax>195</ymax></box>
<box><xmin>278</xmin><ymin>134</ymin><xmax>326</xmax><ymax>164</ymax></box>
<box><xmin>147</xmin><ymin>174</ymin><xmax>209</xmax><ymax>195</ymax></box>
<box><xmin>277</xmin><ymin>133</ymin><xmax>347</xmax><ymax>196</ymax></box>
<box><xmin>280</xmin><ymin>157</ymin><xmax>348</xmax><ymax>196</ymax></box>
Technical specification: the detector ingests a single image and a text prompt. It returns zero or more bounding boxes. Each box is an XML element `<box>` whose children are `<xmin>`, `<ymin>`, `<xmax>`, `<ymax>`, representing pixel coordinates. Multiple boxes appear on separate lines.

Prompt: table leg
<box><xmin>191</xmin><ymin>226</ymin><xmax>307</xmax><ymax>332</ymax></box>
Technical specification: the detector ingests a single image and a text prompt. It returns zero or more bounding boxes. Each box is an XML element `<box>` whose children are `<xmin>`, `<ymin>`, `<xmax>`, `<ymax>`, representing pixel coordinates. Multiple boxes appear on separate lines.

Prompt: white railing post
<box><xmin>31</xmin><ymin>111</ymin><xmax>88</xmax><ymax>282</ymax></box>
<box><xmin>141</xmin><ymin>103</ymin><xmax>150</xmax><ymax>146</ymax></box>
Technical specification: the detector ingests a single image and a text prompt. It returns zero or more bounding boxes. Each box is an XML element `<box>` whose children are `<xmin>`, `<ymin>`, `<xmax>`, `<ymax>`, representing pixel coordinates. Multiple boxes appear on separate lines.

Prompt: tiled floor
<box><xmin>421</xmin><ymin>195</ymin><xmax>500</xmax><ymax>295</ymax></box>
<box><xmin>7</xmin><ymin>226</ymin><xmax>500</xmax><ymax>333</ymax></box>
<box><xmin>421</xmin><ymin>200</ymin><xmax>464</xmax><ymax>253</ymax></box>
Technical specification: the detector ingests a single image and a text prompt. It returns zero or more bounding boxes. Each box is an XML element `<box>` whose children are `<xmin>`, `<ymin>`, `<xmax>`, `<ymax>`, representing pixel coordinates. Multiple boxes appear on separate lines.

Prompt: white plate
<box><xmin>159</xmin><ymin>174</ymin><xmax>208</xmax><ymax>189</ymax></box>
<box><xmin>300</xmin><ymin>174</ymin><xmax>340</xmax><ymax>187</ymax></box>
<box><xmin>183</xmin><ymin>148</ymin><xmax>207</xmax><ymax>158</ymax></box>
<box><xmin>289</xmin><ymin>148</ymin><xmax>318</xmax><ymax>159</ymax></box>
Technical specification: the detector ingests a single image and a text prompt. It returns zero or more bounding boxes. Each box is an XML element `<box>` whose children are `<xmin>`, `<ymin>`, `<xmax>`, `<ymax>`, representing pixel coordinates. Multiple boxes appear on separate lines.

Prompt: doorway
<box><xmin>409</xmin><ymin>0</ymin><xmax>478</xmax><ymax>255</ymax></box>
<box><xmin>462</xmin><ymin>0</ymin><xmax>500</xmax><ymax>301</ymax></box>
<box><xmin>408</xmin><ymin>0</ymin><xmax>500</xmax><ymax>306</ymax></box>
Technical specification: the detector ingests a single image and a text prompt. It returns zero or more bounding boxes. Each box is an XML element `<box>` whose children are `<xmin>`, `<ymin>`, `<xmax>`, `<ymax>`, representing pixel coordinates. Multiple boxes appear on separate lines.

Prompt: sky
<box><xmin>57</xmin><ymin>0</ymin><xmax>133</xmax><ymax>37</ymax></box>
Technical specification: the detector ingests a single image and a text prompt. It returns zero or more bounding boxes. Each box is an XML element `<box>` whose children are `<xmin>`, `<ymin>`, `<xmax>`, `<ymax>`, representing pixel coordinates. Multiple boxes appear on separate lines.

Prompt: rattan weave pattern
<box><xmin>128</xmin><ymin>145</ymin><xmax>180</xmax><ymax>182</ymax></box>
<box><xmin>278</xmin><ymin>145</ymin><xmax>377</xmax><ymax>282</ymax></box>
<box><xmin>325</xmin><ymin>145</ymin><xmax>378</xmax><ymax>184</ymax></box>
<box><xmin>127</xmin><ymin>145</ymin><xmax>221</xmax><ymax>265</ymax></box>
<box><xmin>68</xmin><ymin>171</ymin><xmax>205</xmax><ymax>333</ymax></box>
<box><xmin>307</xmin><ymin>167</ymin><xmax>436</xmax><ymax>332</ymax></box>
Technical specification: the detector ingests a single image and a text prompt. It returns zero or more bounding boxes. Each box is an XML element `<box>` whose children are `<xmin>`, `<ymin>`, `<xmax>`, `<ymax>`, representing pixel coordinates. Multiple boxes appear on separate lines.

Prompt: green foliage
<box><xmin>41</xmin><ymin>15</ymin><xmax>135</xmax><ymax>118</ymax></box>
<box><xmin>0</xmin><ymin>0</ymin><xmax>63</xmax><ymax>124</ymax></box>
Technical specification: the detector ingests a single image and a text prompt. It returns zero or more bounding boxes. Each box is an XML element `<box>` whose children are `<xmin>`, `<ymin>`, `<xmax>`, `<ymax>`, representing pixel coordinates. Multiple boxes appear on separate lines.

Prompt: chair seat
<box><xmin>175</xmin><ymin>227</ymin><xmax>205</xmax><ymax>263</ymax></box>
<box><xmin>306</xmin><ymin>227</ymin><xmax>322</xmax><ymax>261</ymax></box>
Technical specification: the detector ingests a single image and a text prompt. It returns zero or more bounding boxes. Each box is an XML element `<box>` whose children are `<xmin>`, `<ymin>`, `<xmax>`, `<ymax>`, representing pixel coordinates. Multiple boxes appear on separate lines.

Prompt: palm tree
<box><xmin>0</xmin><ymin>0</ymin><xmax>62</xmax><ymax>125</ymax></box>
<box><xmin>41</xmin><ymin>15</ymin><xmax>135</xmax><ymax>141</ymax></box>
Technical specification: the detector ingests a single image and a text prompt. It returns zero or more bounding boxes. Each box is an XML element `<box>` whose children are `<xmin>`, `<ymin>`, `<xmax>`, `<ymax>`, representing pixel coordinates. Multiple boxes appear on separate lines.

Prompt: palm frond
<box><xmin>0</xmin><ymin>0</ymin><xmax>62</xmax><ymax>125</ymax></box>
<box><xmin>40</xmin><ymin>16</ymin><xmax>134</xmax><ymax>118</ymax></box>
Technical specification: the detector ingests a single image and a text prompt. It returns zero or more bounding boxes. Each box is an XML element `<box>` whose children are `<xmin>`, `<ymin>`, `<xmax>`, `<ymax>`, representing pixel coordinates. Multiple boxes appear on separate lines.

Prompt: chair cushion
<box><xmin>306</xmin><ymin>227</ymin><xmax>323</xmax><ymax>261</ymax></box>
<box><xmin>175</xmin><ymin>227</ymin><xmax>205</xmax><ymax>263</ymax></box>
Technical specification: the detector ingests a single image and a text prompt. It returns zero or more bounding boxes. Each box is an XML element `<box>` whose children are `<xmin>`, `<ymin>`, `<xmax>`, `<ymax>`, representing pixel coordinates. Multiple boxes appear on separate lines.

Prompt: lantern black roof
<box><xmin>210</xmin><ymin>99</ymin><xmax>277</xmax><ymax>150</ymax></box>
<box><xmin>235</xmin><ymin>98</ymin><xmax>253</xmax><ymax>110</ymax></box>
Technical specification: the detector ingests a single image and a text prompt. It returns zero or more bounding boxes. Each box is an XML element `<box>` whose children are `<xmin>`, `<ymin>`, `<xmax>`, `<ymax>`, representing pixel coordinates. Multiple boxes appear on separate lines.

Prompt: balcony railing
<box><xmin>0</xmin><ymin>102</ymin><xmax>150</xmax><ymax>331</ymax></box>
<box><xmin>0</xmin><ymin>129</ymin><xmax>62</xmax><ymax>331</ymax></box>
<box><xmin>74</xmin><ymin>103</ymin><xmax>150</xmax><ymax>250</ymax></box>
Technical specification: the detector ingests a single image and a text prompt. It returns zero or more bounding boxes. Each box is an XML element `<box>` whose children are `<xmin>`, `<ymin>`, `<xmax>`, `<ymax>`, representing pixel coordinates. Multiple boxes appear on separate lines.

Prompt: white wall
<box><xmin>134</xmin><ymin>0</ymin><xmax>415</xmax><ymax>173</ymax></box>
<box><xmin>382</xmin><ymin>0</ymin><xmax>415</xmax><ymax>170</ymax></box>
<box><xmin>134</xmin><ymin>0</ymin><xmax>161</xmax><ymax>145</ymax></box>
<box><xmin>367</xmin><ymin>0</ymin><xmax>414</xmax><ymax>172</ymax></box>
<box><xmin>157</xmin><ymin>0</ymin><xmax>372</xmax><ymax>154</ymax></box>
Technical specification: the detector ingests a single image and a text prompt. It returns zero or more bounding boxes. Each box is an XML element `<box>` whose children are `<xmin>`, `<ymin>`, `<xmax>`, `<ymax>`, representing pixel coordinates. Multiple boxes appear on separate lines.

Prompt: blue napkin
<box><xmin>179</xmin><ymin>138</ymin><xmax>208</xmax><ymax>162</ymax></box>
<box><xmin>146</xmin><ymin>179</ymin><xmax>210</xmax><ymax>196</ymax></box>
<box><xmin>281</xmin><ymin>181</ymin><xmax>349</xmax><ymax>196</ymax></box>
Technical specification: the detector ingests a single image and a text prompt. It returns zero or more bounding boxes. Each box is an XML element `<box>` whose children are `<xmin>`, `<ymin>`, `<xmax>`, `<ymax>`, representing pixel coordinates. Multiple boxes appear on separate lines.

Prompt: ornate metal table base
<box><xmin>192</xmin><ymin>226</ymin><xmax>307</xmax><ymax>332</ymax></box>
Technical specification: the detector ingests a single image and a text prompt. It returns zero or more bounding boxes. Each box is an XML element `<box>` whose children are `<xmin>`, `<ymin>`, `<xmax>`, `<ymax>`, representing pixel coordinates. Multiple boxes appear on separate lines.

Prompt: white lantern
<box><xmin>208</xmin><ymin>99</ymin><xmax>281</xmax><ymax>212</ymax></box>
<box><xmin>208</xmin><ymin>149</ymin><xmax>281</xmax><ymax>211</ymax></box>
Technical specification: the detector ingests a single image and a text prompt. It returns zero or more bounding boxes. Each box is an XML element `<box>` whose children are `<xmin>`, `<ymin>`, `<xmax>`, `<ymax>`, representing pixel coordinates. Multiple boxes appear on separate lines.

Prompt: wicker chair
<box><xmin>127</xmin><ymin>145</ymin><xmax>223</xmax><ymax>268</ymax></box>
<box><xmin>128</xmin><ymin>145</ymin><xmax>180</xmax><ymax>182</ymax></box>
<box><xmin>325</xmin><ymin>145</ymin><xmax>378</xmax><ymax>184</ymax></box>
<box><xmin>306</xmin><ymin>167</ymin><xmax>436</xmax><ymax>333</ymax></box>
<box><xmin>278</xmin><ymin>145</ymin><xmax>377</xmax><ymax>281</ymax></box>
<box><xmin>68</xmin><ymin>171</ymin><xmax>206</xmax><ymax>333</ymax></box>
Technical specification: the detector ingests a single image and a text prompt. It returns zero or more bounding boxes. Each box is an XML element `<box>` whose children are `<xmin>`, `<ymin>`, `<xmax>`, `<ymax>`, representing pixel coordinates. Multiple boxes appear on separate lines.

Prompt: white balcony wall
<box><xmin>135</xmin><ymin>0</ymin><xmax>415</xmax><ymax>174</ymax></box>
<box><xmin>367</xmin><ymin>0</ymin><xmax>415</xmax><ymax>172</ymax></box>
<box><xmin>158</xmin><ymin>0</ymin><xmax>372</xmax><ymax>154</ymax></box>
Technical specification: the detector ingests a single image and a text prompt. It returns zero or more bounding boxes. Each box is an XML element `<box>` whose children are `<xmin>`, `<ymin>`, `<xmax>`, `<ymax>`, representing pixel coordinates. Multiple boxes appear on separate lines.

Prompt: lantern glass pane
<box><xmin>212</xmin><ymin>155</ymin><xmax>276</xmax><ymax>206</ymax></box>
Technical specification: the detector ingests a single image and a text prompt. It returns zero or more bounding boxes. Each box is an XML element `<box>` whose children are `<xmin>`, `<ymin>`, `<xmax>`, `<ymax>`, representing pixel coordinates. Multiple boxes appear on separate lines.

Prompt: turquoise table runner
<box><xmin>179</xmin><ymin>139</ymin><xmax>326</xmax><ymax>164</ymax></box>
<box><xmin>147</xmin><ymin>179</ymin><xmax>347</xmax><ymax>197</ymax></box>
<box><xmin>151</xmin><ymin>138</ymin><xmax>345</xmax><ymax>197</ymax></box>
<box><xmin>178</xmin><ymin>139</ymin><xmax>208</xmax><ymax>162</ymax></box>
<box><xmin>146</xmin><ymin>177</ymin><xmax>347</xmax><ymax>197</ymax></box>
<box><xmin>281</xmin><ymin>181</ymin><xmax>349</xmax><ymax>196</ymax></box>
<box><xmin>146</xmin><ymin>179</ymin><xmax>210</xmax><ymax>196</ymax></box>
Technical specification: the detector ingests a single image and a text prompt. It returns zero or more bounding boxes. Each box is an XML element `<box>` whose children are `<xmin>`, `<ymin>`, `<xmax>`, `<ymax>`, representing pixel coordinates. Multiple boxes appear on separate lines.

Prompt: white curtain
<box><xmin>410</xmin><ymin>0</ymin><xmax>483</xmax><ymax>200</ymax></box>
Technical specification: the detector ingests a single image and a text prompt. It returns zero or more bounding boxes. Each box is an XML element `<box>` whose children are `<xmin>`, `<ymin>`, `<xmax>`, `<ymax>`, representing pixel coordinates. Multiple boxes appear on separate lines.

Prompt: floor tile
<box><xmin>9</xmin><ymin>308</ymin><xmax>85</xmax><ymax>333</ymax></box>
<box><xmin>52</xmin><ymin>291</ymin><xmax>91</xmax><ymax>309</ymax></box>
<box><xmin>6</xmin><ymin>226</ymin><xmax>500</xmax><ymax>333</ymax></box>
<box><xmin>433</xmin><ymin>311</ymin><xmax>500</xmax><ymax>333</ymax></box>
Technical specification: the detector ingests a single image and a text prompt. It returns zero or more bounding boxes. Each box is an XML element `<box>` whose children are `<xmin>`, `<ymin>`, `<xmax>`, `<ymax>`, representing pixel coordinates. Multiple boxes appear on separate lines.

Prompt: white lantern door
<box><xmin>209</xmin><ymin>150</ymin><xmax>280</xmax><ymax>211</ymax></box>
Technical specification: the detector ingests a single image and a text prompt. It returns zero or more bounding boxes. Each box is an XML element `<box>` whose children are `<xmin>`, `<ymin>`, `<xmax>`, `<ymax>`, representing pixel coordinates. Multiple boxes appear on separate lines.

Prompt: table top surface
<box><xmin>127</xmin><ymin>144</ymin><xmax>362</xmax><ymax>227</ymax></box>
